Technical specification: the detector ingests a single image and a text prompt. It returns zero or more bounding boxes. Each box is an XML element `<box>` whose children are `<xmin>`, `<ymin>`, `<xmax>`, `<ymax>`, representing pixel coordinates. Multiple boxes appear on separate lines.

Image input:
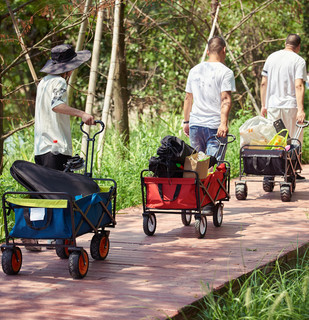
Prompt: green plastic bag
<box><xmin>266</xmin><ymin>129</ymin><xmax>289</xmax><ymax>150</ymax></box>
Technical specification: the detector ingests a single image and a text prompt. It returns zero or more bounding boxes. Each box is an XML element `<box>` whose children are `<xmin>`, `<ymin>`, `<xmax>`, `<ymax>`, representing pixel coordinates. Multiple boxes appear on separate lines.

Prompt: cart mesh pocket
<box><xmin>242</xmin><ymin>149</ymin><xmax>285</xmax><ymax>175</ymax></box>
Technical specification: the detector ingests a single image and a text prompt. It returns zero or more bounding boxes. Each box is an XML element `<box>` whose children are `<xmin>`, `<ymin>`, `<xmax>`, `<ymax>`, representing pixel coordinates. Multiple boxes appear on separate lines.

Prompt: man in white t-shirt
<box><xmin>260</xmin><ymin>34</ymin><xmax>307</xmax><ymax>180</ymax></box>
<box><xmin>183</xmin><ymin>36</ymin><xmax>236</xmax><ymax>160</ymax></box>
<box><xmin>35</xmin><ymin>44</ymin><xmax>95</xmax><ymax>171</ymax></box>
<box><xmin>25</xmin><ymin>45</ymin><xmax>96</xmax><ymax>251</ymax></box>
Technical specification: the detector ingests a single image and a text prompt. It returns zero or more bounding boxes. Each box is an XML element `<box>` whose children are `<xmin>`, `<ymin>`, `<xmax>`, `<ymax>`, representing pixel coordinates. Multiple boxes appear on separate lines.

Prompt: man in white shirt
<box><xmin>183</xmin><ymin>36</ymin><xmax>236</xmax><ymax>160</ymax></box>
<box><xmin>35</xmin><ymin>44</ymin><xmax>95</xmax><ymax>171</ymax></box>
<box><xmin>260</xmin><ymin>34</ymin><xmax>307</xmax><ymax>180</ymax></box>
<box><xmin>26</xmin><ymin>44</ymin><xmax>95</xmax><ymax>251</ymax></box>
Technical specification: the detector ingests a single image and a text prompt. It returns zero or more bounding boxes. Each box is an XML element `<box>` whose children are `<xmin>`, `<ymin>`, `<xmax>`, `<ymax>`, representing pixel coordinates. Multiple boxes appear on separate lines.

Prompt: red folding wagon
<box><xmin>140</xmin><ymin>135</ymin><xmax>235</xmax><ymax>238</ymax></box>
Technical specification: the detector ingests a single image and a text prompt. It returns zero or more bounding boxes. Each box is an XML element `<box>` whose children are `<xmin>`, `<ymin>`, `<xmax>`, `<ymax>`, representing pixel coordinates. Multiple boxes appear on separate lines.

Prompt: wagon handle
<box><xmin>80</xmin><ymin>120</ymin><xmax>105</xmax><ymax>140</ymax></box>
<box><xmin>296</xmin><ymin>120</ymin><xmax>309</xmax><ymax>129</ymax></box>
<box><xmin>80</xmin><ymin>120</ymin><xmax>105</xmax><ymax>177</ymax></box>
<box><xmin>214</xmin><ymin>134</ymin><xmax>236</xmax><ymax>144</ymax></box>
<box><xmin>294</xmin><ymin>120</ymin><xmax>309</xmax><ymax>140</ymax></box>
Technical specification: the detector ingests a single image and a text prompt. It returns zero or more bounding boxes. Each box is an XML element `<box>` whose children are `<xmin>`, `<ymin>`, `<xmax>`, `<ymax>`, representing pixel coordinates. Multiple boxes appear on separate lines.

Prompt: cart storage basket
<box><xmin>241</xmin><ymin>144</ymin><xmax>301</xmax><ymax>176</ymax></box>
<box><xmin>144</xmin><ymin>166</ymin><xmax>227</xmax><ymax>210</ymax></box>
<box><xmin>8</xmin><ymin>191</ymin><xmax>113</xmax><ymax>239</ymax></box>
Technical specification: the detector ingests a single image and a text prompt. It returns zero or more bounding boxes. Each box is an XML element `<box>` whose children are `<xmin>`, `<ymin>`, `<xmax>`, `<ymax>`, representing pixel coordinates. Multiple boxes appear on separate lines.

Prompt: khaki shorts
<box><xmin>267</xmin><ymin>108</ymin><xmax>303</xmax><ymax>143</ymax></box>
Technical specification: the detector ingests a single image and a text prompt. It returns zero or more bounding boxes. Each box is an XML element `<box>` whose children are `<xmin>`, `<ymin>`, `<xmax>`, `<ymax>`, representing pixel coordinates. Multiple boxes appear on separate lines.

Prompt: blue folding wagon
<box><xmin>1</xmin><ymin>121</ymin><xmax>117</xmax><ymax>279</ymax></box>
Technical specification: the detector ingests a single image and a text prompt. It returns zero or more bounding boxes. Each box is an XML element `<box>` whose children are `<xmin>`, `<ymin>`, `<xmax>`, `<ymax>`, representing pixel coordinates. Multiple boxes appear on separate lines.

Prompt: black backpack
<box><xmin>149</xmin><ymin>135</ymin><xmax>196</xmax><ymax>178</ymax></box>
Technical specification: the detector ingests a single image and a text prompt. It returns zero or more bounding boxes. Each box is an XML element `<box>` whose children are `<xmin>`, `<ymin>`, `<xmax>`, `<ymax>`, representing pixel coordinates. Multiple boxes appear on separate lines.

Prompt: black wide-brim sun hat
<box><xmin>40</xmin><ymin>44</ymin><xmax>91</xmax><ymax>75</ymax></box>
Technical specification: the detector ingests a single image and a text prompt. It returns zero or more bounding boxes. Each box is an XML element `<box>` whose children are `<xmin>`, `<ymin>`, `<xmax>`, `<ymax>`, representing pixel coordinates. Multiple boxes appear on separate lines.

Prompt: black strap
<box><xmin>157</xmin><ymin>183</ymin><xmax>181</xmax><ymax>202</ymax></box>
<box><xmin>23</xmin><ymin>208</ymin><xmax>53</xmax><ymax>231</ymax></box>
<box><xmin>252</xmin><ymin>156</ymin><xmax>271</xmax><ymax>173</ymax></box>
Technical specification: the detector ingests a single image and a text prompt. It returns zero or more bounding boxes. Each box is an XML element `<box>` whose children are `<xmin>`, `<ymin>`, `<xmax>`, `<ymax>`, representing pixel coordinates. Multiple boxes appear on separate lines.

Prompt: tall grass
<box><xmin>194</xmin><ymin>249</ymin><xmax>309</xmax><ymax>320</ymax></box>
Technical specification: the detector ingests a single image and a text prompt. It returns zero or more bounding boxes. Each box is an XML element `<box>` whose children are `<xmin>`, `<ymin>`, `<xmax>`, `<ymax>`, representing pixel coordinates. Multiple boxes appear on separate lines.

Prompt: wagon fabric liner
<box><xmin>7</xmin><ymin>160</ymin><xmax>115</xmax><ymax>239</ymax></box>
<box><xmin>241</xmin><ymin>143</ymin><xmax>302</xmax><ymax>176</ymax></box>
<box><xmin>144</xmin><ymin>165</ymin><xmax>228</xmax><ymax>210</ymax></box>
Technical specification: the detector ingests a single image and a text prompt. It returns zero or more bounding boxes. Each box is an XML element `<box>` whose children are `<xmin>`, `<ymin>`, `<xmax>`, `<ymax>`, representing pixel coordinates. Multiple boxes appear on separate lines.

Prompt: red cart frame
<box><xmin>140</xmin><ymin>161</ymin><xmax>231</xmax><ymax>238</ymax></box>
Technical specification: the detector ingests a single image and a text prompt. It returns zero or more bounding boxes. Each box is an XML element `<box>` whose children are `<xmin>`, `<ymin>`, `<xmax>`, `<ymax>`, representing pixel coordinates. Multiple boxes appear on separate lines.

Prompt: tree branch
<box><xmin>234</xmin><ymin>38</ymin><xmax>285</xmax><ymax>62</ymax></box>
<box><xmin>234</xmin><ymin>60</ymin><xmax>265</xmax><ymax>78</ymax></box>
<box><xmin>225</xmin><ymin>0</ymin><xmax>277</xmax><ymax>41</ymax></box>
<box><xmin>0</xmin><ymin>120</ymin><xmax>34</xmax><ymax>141</ymax></box>
<box><xmin>128</xmin><ymin>0</ymin><xmax>195</xmax><ymax>67</ymax></box>
<box><xmin>0</xmin><ymin>0</ymin><xmax>37</xmax><ymax>22</ymax></box>
<box><xmin>0</xmin><ymin>3</ymin><xmax>95</xmax><ymax>78</ymax></box>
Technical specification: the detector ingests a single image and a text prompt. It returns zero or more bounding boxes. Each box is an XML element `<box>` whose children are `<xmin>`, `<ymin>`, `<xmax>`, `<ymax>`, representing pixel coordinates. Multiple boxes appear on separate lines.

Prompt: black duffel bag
<box><xmin>149</xmin><ymin>135</ymin><xmax>196</xmax><ymax>178</ymax></box>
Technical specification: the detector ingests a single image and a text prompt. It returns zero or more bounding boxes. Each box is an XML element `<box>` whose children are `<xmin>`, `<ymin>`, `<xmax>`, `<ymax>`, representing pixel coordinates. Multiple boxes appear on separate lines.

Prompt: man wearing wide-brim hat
<box><xmin>34</xmin><ymin>44</ymin><xmax>95</xmax><ymax>171</ymax></box>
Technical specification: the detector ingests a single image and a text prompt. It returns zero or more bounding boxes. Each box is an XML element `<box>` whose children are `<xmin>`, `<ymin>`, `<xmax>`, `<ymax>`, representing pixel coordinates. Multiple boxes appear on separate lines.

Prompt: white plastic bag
<box><xmin>239</xmin><ymin>116</ymin><xmax>276</xmax><ymax>147</ymax></box>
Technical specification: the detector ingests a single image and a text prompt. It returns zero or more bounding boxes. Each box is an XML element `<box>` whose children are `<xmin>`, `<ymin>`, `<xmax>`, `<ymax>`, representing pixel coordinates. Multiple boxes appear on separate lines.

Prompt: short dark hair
<box><xmin>208</xmin><ymin>36</ymin><xmax>226</xmax><ymax>54</ymax></box>
<box><xmin>286</xmin><ymin>34</ymin><xmax>301</xmax><ymax>48</ymax></box>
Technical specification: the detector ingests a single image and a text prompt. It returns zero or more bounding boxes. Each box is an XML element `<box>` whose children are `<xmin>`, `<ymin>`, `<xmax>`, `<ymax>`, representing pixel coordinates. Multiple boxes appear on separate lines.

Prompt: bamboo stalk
<box><xmin>96</xmin><ymin>0</ymin><xmax>121</xmax><ymax>164</ymax></box>
<box><xmin>216</xmin><ymin>22</ymin><xmax>260</xmax><ymax>115</ymax></box>
<box><xmin>80</xmin><ymin>0</ymin><xmax>104</xmax><ymax>157</ymax></box>
<box><xmin>201</xmin><ymin>2</ymin><xmax>221</xmax><ymax>62</ymax></box>
<box><xmin>5</xmin><ymin>0</ymin><xmax>38</xmax><ymax>84</ymax></box>
<box><xmin>67</xmin><ymin>0</ymin><xmax>92</xmax><ymax>105</ymax></box>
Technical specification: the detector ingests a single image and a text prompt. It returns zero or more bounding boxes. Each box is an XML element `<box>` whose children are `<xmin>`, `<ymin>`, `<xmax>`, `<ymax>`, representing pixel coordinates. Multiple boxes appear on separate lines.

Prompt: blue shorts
<box><xmin>189</xmin><ymin>126</ymin><xmax>227</xmax><ymax>161</ymax></box>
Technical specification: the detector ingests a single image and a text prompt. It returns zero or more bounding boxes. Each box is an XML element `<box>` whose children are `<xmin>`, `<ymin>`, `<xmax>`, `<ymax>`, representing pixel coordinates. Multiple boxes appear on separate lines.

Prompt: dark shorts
<box><xmin>35</xmin><ymin>152</ymin><xmax>71</xmax><ymax>171</ymax></box>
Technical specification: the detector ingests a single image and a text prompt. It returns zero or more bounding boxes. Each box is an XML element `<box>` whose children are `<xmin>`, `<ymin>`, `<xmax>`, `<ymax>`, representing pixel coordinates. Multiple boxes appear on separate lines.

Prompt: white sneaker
<box><xmin>46</xmin><ymin>239</ymin><xmax>56</xmax><ymax>249</ymax></box>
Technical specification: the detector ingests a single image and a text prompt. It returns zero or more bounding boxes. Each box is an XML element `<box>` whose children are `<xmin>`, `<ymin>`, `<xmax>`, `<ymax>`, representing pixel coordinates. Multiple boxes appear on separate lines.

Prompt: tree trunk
<box><xmin>67</xmin><ymin>0</ymin><xmax>92</xmax><ymax>106</ymax></box>
<box><xmin>201</xmin><ymin>2</ymin><xmax>220</xmax><ymax>62</ymax></box>
<box><xmin>0</xmin><ymin>66</ymin><xmax>4</xmax><ymax>175</ymax></box>
<box><xmin>211</xmin><ymin>0</ymin><xmax>219</xmax><ymax>22</ymax></box>
<box><xmin>5</xmin><ymin>0</ymin><xmax>38</xmax><ymax>84</ymax></box>
<box><xmin>97</xmin><ymin>0</ymin><xmax>121</xmax><ymax>162</ymax></box>
<box><xmin>216</xmin><ymin>22</ymin><xmax>260</xmax><ymax>115</ymax></box>
<box><xmin>80</xmin><ymin>0</ymin><xmax>104</xmax><ymax>157</ymax></box>
<box><xmin>302</xmin><ymin>0</ymin><xmax>309</xmax><ymax>65</ymax></box>
<box><xmin>113</xmin><ymin>1</ymin><xmax>129</xmax><ymax>150</ymax></box>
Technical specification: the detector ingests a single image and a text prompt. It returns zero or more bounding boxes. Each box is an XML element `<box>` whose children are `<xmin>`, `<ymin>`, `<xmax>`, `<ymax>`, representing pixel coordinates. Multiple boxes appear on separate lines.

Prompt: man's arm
<box><xmin>260</xmin><ymin>76</ymin><xmax>268</xmax><ymax>117</ymax></box>
<box><xmin>217</xmin><ymin>91</ymin><xmax>232</xmax><ymax>137</ymax></box>
<box><xmin>183</xmin><ymin>92</ymin><xmax>193</xmax><ymax>137</ymax></box>
<box><xmin>53</xmin><ymin>104</ymin><xmax>95</xmax><ymax>125</ymax></box>
<box><xmin>295</xmin><ymin>78</ymin><xmax>305</xmax><ymax>123</ymax></box>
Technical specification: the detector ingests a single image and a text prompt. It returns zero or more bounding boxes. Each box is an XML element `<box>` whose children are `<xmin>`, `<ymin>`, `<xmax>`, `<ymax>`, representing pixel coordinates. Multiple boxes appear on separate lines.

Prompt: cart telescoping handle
<box><xmin>80</xmin><ymin>120</ymin><xmax>105</xmax><ymax>139</ymax></box>
<box><xmin>80</xmin><ymin>120</ymin><xmax>105</xmax><ymax>177</ymax></box>
<box><xmin>294</xmin><ymin>120</ymin><xmax>309</xmax><ymax>140</ymax></box>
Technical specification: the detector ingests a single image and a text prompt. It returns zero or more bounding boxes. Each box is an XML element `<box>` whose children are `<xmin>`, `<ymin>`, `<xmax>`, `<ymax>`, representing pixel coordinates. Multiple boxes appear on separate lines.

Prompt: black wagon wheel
<box><xmin>55</xmin><ymin>239</ymin><xmax>73</xmax><ymax>259</ymax></box>
<box><xmin>235</xmin><ymin>182</ymin><xmax>247</xmax><ymax>200</ymax></box>
<box><xmin>280</xmin><ymin>185</ymin><xmax>292</xmax><ymax>202</ymax></box>
<box><xmin>263</xmin><ymin>178</ymin><xmax>275</xmax><ymax>193</ymax></box>
<box><xmin>143</xmin><ymin>213</ymin><xmax>157</xmax><ymax>236</ymax></box>
<box><xmin>195</xmin><ymin>215</ymin><xmax>207</xmax><ymax>239</ymax></box>
<box><xmin>213</xmin><ymin>203</ymin><xmax>224</xmax><ymax>227</ymax></box>
<box><xmin>181</xmin><ymin>210</ymin><xmax>192</xmax><ymax>226</ymax></box>
<box><xmin>90</xmin><ymin>233</ymin><xmax>110</xmax><ymax>260</ymax></box>
<box><xmin>68</xmin><ymin>250</ymin><xmax>89</xmax><ymax>279</ymax></box>
<box><xmin>2</xmin><ymin>247</ymin><xmax>22</xmax><ymax>275</ymax></box>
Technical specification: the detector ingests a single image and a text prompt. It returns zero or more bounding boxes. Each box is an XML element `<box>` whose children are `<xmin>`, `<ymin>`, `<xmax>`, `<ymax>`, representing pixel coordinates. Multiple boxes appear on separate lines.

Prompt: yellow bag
<box><xmin>266</xmin><ymin>129</ymin><xmax>289</xmax><ymax>149</ymax></box>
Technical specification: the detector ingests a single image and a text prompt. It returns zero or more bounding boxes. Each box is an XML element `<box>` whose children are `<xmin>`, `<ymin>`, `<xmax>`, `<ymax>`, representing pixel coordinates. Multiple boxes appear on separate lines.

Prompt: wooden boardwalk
<box><xmin>1</xmin><ymin>165</ymin><xmax>309</xmax><ymax>320</ymax></box>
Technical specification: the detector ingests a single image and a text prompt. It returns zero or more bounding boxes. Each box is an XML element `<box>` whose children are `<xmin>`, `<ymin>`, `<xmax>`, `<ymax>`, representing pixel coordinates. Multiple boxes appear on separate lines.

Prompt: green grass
<box><xmin>192</xmin><ymin>249</ymin><xmax>309</xmax><ymax>320</ymax></box>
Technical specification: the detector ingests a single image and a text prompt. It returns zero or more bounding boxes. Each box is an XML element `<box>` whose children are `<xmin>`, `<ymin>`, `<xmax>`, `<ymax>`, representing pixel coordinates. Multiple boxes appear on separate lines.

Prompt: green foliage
<box><xmin>196</xmin><ymin>250</ymin><xmax>309</xmax><ymax>319</ymax></box>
